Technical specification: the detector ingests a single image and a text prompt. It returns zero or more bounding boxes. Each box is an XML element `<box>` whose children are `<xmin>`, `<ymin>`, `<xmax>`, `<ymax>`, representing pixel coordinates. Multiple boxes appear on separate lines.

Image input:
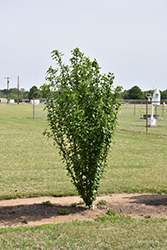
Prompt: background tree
<box><xmin>33</xmin><ymin>90</ymin><xmax>42</xmax><ymax>99</ymax></box>
<box><xmin>42</xmin><ymin>48</ymin><xmax>122</xmax><ymax>207</ymax></box>
<box><xmin>161</xmin><ymin>90</ymin><xmax>167</xmax><ymax>100</ymax></box>
<box><xmin>122</xmin><ymin>90</ymin><xmax>129</xmax><ymax>99</ymax></box>
<box><xmin>127</xmin><ymin>85</ymin><xmax>144</xmax><ymax>99</ymax></box>
<box><xmin>29</xmin><ymin>86</ymin><xmax>41</xmax><ymax>99</ymax></box>
<box><xmin>0</xmin><ymin>89</ymin><xmax>7</xmax><ymax>97</ymax></box>
<box><xmin>9</xmin><ymin>88</ymin><xmax>18</xmax><ymax>101</ymax></box>
<box><xmin>20</xmin><ymin>88</ymin><xmax>30</xmax><ymax>100</ymax></box>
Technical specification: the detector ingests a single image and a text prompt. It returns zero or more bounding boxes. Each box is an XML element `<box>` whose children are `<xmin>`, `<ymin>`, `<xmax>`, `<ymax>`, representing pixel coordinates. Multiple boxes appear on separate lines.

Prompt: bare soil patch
<box><xmin>1</xmin><ymin>194</ymin><xmax>167</xmax><ymax>227</ymax></box>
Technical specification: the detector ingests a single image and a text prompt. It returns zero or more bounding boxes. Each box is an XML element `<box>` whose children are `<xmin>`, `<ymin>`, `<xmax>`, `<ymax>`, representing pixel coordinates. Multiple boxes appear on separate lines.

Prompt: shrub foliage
<box><xmin>42</xmin><ymin>48</ymin><xmax>122</xmax><ymax>207</ymax></box>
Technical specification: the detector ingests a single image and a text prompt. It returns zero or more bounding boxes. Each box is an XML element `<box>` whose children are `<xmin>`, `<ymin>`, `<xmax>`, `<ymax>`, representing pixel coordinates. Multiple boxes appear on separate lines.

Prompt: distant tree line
<box><xmin>122</xmin><ymin>85</ymin><xmax>167</xmax><ymax>100</ymax></box>
<box><xmin>0</xmin><ymin>84</ymin><xmax>167</xmax><ymax>102</ymax></box>
<box><xmin>0</xmin><ymin>85</ymin><xmax>45</xmax><ymax>102</ymax></box>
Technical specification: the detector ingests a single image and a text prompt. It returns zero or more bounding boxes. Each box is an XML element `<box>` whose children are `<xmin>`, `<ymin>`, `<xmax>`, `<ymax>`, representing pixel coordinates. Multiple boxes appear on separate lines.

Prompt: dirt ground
<box><xmin>1</xmin><ymin>193</ymin><xmax>167</xmax><ymax>227</ymax></box>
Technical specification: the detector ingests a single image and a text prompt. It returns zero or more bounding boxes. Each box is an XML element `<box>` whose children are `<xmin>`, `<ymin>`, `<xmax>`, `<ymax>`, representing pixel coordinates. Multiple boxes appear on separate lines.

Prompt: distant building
<box><xmin>10</xmin><ymin>99</ymin><xmax>15</xmax><ymax>104</ymax></box>
<box><xmin>30</xmin><ymin>99</ymin><xmax>40</xmax><ymax>105</ymax></box>
<box><xmin>0</xmin><ymin>98</ymin><xmax>7</xmax><ymax>103</ymax></box>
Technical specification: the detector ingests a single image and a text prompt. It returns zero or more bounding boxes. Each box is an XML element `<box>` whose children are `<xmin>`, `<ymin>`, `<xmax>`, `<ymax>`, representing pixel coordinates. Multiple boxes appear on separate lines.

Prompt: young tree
<box><xmin>42</xmin><ymin>48</ymin><xmax>122</xmax><ymax>207</ymax></box>
<box><xmin>29</xmin><ymin>86</ymin><xmax>41</xmax><ymax>99</ymax></box>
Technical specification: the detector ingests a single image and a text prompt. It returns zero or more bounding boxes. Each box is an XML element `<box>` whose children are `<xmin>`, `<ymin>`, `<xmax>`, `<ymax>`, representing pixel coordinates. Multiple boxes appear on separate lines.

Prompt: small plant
<box><xmin>98</xmin><ymin>199</ymin><xmax>107</xmax><ymax>205</ymax></box>
<box><xmin>96</xmin><ymin>213</ymin><xmax>132</xmax><ymax>222</ymax></box>
<box><xmin>145</xmin><ymin>214</ymin><xmax>151</xmax><ymax>219</ymax></box>
<box><xmin>78</xmin><ymin>200</ymin><xmax>84</xmax><ymax>205</ymax></box>
<box><xmin>106</xmin><ymin>209</ymin><xmax>116</xmax><ymax>216</ymax></box>
<box><xmin>59</xmin><ymin>208</ymin><xmax>69</xmax><ymax>215</ymax></box>
<box><xmin>22</xmin><ymin>219</ymin><xmax>28</xmax><ymax>224</ymax></box>
<box><xmin>71</xmin><ymin>202</ymin><xmax>77</xmax><ymax>207</ymax></box>
<box><xmin>99</xmin><ymin>205</ymin><xmax>108</xmax><ymax>209</ymax></box>
<box><xmin>42</xmin><ymin>200</ymin><xmax>52</xmax><ymax>205</ymax></box>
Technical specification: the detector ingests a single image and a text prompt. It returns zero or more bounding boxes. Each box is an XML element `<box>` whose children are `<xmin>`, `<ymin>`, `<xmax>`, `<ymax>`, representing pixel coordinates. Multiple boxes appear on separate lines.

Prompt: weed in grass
<box><xmin>59</xmin><ymin>208</ymin><xmax>69</xmax><ymax>215</ymax></box>
<box><xmin>42</xmin><ymin>200</ymin><xmax>52</xmax><ymax>205</ymax></box>
<box><xmin>22</xmin><ymin>219</ymin><xmax>28</xmax><ymax>224</ymax></box>
<box><xmin>71</xmin><ymin>202</ymin><xmax>77</xmax><ymax>207</ymax></box>
<box><xmin>98</xmin><ymin>199</ymin><xmax>107</xmax><ymax>205</ymax></box>
<box><xmin>99</xmin><ymin>205</ymin><xmax>108</xmax><ymax>209</ymax></box>
<box><xmin>106</xmin><ymin>208</ymin><xmax>116</xmax><ymax>216</ymax></box>
<box><xmin>95</xmin><ymin>213</ymin><xmax>133</xmax><ymax>222</ymax></box>
<box><xmin>145</xmin><ymin>214</ymin><xmax>151</xmax><ymax>219</ymax></box>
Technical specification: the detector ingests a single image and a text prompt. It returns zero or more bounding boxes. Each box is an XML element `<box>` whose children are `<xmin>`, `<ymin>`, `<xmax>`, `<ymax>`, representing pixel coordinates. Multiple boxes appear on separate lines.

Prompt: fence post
<box><xmin>134</xmin><ymin>101</ymin><xmax>136</xmax><ymax>116</ymax></box>
<box><xmin>33</xmin><ymin>98</ymin><xmax>35</xmax><ymax>119</ymax></box>
<box><xmin>162</xmin><ymin>104</ymin><xmax>164</xmax><ymax>117</ymax></box>
<box><xmin>146</xmin><ymin>100</ymin><xmax>148</xmax><ymax>135</ymax></box>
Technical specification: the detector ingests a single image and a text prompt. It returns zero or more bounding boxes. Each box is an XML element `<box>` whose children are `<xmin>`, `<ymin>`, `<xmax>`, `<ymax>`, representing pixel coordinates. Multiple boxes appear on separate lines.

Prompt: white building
<box><xmin>10</xmin><ymin>99</ymin><xmax>15</xmax><ymax>104</ymax></box>
<box><xmin>30</xmin><ymin>99</ymin><xmax>40</xmax><ymax>105</ymax></box>
<box><xmin>0</xmin><ymin>98</ymin><xmax>7</xmax><ymax>103</ymax></box>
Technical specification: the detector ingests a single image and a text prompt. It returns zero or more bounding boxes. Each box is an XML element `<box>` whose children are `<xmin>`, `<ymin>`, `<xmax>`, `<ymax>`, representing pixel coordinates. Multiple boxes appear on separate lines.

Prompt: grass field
<box><xmin>0</xmin><ymin>104</ymin><xmax>167</xmax><ymax>199</ymax></box>
<box><xmin>0</xmin><ymin>103</ymin><xmax>167</xmax><ymax>249</ymax></box>
<box><xmin>1</xmin><ymin>217</ymin><xmax>167</xmax><ymax>249</ymax></box>
<box><xmin>33</xmin><ymin>103</ymin><xmax>167</xmax><ymax>135</ymax></box>
<box><xmin>33</xmin><ymin>103</ymin><xmax>47</xmax><ymax>119</ymax></box>
<box><xmin>119</xmin><ymin>104</ymin><xmax>167</xmax><ymax>136</ymax></box>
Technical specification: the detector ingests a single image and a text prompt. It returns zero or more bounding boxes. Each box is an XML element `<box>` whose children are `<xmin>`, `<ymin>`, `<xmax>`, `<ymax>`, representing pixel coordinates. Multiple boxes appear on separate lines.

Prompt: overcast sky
<box><xmin>0</xmin><ymin>0</ymin><xmax>166</xmax><ymax>91</ymax></box>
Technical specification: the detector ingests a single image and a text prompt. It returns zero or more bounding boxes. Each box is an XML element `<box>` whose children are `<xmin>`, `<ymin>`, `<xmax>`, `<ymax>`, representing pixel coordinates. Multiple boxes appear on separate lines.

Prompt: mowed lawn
<box><xmin>118</xmin><ymin>104</ymin><xmax>167</xmax><ymax>135</ymax></box>
<box><xmin>1</xmin><ymin>218</ymin><xmax>167</xmax><ymax>249</ymax></box>
<box><xmin>1</xmin><ymin>104</ymin><xmax>167</xmax><ymax>249</ymax></box>
<box><xmin>0</xmin><ymin>104</ymin><xmax>167</xmax><ymax>199</ymax></box>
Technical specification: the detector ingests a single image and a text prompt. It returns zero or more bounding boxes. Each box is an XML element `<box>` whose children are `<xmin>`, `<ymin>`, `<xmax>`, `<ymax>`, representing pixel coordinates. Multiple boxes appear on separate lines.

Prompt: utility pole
<box><xmin>4</xmin><ymin>77</ymin><xmax>11</xmax><ymax>104</ymax></box>
<box><xmin>17</xmin><ymin>76</ymin><xmax>19</xmax><ymax>104</ymax></box>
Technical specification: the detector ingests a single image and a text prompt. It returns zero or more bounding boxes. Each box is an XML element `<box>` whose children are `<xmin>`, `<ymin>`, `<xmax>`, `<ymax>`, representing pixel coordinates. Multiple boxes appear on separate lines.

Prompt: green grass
<box><xmin>1</xmin><ymin>217</ymin><xmax>167</xmax><ymax>249</ymax></box>
<box><xmin>0</xmin><ymin>104</ymin><xmax>75</xmax><ymax>199</ymax></box>
<box><xmin>33</xmin><ymin>103</ymin><xmax>47</xmax><ymax>119</ymax></box>
<box><xmin>102</xmin><ymin>130</ymin><xmax>167</xmax><ymax>194</ymax></box>
<box><xmin>1</xmin><ymin>104</ymin><xmax>167</xmax><ymax>249</ymax></box>
<box><xmin>0</xmin><ymin>104</ymin><xmax>167</xmax><ymax>199</ymax></box>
